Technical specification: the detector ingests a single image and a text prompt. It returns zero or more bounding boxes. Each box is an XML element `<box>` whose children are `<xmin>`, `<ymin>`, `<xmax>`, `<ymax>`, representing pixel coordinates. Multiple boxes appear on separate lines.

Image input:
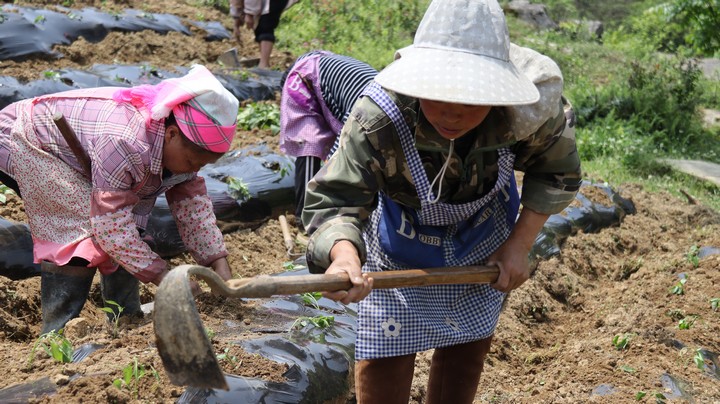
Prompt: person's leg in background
<box><xmin>425</xmin><ymin>336</ymin><xmax>494</xmax><ymax>404</ymax></box>
<box><xmin>293</xmin><ymin>155</ymin><xmax>321</xmax><ymax>230</ymax></box>
<box><xmin>253</xmin><ymin>0</ymin><xmax>289</xmax><ymax>69</ymax></box>
<box><xmin>354</xmin><ymin>353</ymin><xmax>416</xmax><ymax>404</ymax></box>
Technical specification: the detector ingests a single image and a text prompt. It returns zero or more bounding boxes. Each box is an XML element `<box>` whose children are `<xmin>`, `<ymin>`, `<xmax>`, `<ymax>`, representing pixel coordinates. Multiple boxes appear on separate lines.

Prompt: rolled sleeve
<box><xmin>515</xmin><ymin>101</ymin><xmax>582</xmax><ymax>215</ymax></box>
<box><xmin>306</xmin><ymin>219</ymin><xmax>367</xmax><ymax>274</ymax></box>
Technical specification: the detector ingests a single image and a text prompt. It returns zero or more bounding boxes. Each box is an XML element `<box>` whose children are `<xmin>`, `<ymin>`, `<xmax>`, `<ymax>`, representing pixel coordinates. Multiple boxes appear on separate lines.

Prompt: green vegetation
<box><xmin>278</xmin><ymin>0</ymin><xmax>720</xmax><ymax>210</ymax></box>
<box><xmin>216</xmin><ymin>346</ymin><xmax>243</xmax><ymax>371</ymax></box>
<box><xmin>100</xmin><ymin>299</ymin><xmax>124</xmax><ymax>338</ymax></box>
<box><xmin>225</xmin><ymin>176</ymin><xmax>251</xmax><ymax>200</ymax></box>
<box><xmin>205</xmin><ymin>327</ymin><xmax>216</xmax><ymax>340</ymax></box>
<box><xmin>113</xmin><ymin>357</ymin><xmax>159</xmax><ymax>399</ymax></box>
<box><xmin>278</xmin><ymin>0</ymin><xmax>430</xmax><ymax>69</ymax></box>
<box><xmin>28</xmin><ymin>330</ymin><xmax>73</xmax><ymax>366</ymax></box>
<box><xmin>619</xmin><ymin>364</ymin><xmax>636</xmax><ymax>373</ymax></box>
<box><xmin>291</xmin><ymin>315</ymin><xmax>335</xmax><ymax>330</ymax></box>
<box><xmin>299</xmin><ymin>292</ymin><xmax>323</xmax><ymax>309</ymax></box>
<box><xmin>635</xmin><ymin>391</ymin><xmax>668</xmax><ymax>402</ymax></box>
<box><xmin>686</xmin><ymin>245</ymin><xmax>700</xmax><ymax>268</ymax></box>
<box><xmin>678</xmin><ymin>315</ymin><xmax>698</xmax><ymax>329</ymax></box>
<box><xmin>236</xmin><ymin>102</ymin><xmax>280</xmax><ymax>134</ymax></box>
<box><xmin>0</xmin><ymin>183</ymin><xmax>14</xmax><ymax>204</ymax></box>
<box><xmin>669</xmin><ymin>277</ymin><xmax>688</xmax><ymax>295</ymax></box>
<box><xmin>612</xmin><ymin>333</ymin><xmax>635</xmax><ymax>350</ymax></box>
<box><xmin>193</xmin><ymin>0</ymin><xmax>230</xmax><ymax>14</ymax></box>
<box><xmin>694</xmin><ymin>349</ymin><xmax>706</xmax><ymax>370</ymax></box>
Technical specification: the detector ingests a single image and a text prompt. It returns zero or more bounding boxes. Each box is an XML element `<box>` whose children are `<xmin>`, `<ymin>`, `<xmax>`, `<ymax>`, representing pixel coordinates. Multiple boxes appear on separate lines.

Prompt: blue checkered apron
<box><xmin>355</xmin><ymin>82</ymin><xmax>519</xmax><ymax>360</ymax></box>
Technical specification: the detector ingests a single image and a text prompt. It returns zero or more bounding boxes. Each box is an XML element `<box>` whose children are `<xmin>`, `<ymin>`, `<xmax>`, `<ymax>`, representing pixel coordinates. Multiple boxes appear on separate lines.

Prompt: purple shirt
<box><xmin>279</xmin><ymin>52</ymin><xmax>345</xmax><ymax>159</ymax></box>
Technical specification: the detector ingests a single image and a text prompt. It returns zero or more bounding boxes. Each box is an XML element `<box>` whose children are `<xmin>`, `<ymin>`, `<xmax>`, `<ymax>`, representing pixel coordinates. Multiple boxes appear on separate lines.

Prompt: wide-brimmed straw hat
<box><xmin>374</xmin><ymin>0</ymin><xmax>540</xmax><ymax>106</ymax></box>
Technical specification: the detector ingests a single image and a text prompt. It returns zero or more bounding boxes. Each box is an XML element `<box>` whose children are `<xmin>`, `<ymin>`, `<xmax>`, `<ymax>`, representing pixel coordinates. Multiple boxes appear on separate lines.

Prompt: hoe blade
<box><xmin>153</xmin><ymin>265</ymin><xmax>228</xmax><ymax>390</ymax></box>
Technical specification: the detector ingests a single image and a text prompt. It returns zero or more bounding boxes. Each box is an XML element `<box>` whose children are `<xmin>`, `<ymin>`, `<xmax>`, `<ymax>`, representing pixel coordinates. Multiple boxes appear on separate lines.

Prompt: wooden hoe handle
<box><xmin>53</xmin><ymin>113</ymin><xmax>92</xmax><ymax>177</ymax></box>
<box><xmin>189</xmin><ymin>264</ymin><xmax>500</xmax><ymax>299</ymax></box>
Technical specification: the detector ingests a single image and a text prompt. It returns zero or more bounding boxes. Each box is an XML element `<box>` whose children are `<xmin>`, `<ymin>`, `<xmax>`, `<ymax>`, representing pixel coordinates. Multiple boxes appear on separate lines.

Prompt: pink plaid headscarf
<box><xmin>113</xmin><ymin>65</ymin><xmax>239</xmax><ymax>153</ymax></box>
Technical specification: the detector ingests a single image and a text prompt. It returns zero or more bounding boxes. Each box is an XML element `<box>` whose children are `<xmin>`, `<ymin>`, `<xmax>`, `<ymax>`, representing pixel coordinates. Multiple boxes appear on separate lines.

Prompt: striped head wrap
<box><xmin>113</xmin><ymin>65</ymin><xmax>239</xmax><ymax>153</ymax></box>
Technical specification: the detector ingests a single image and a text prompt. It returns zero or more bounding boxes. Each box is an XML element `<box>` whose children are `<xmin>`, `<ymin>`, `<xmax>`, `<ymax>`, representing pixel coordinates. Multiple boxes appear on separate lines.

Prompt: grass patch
<box><xmin>277</xmin><ymin>0</ymin><xmax>430</xmax><ymax>69</ymax></box>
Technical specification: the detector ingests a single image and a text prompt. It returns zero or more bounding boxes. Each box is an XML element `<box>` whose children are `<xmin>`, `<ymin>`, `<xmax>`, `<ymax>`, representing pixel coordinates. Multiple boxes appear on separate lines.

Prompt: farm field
<box><xmin>0</xmin><ymin>0</ymin><xmax>719</xmax><ymax>402</ymax></box>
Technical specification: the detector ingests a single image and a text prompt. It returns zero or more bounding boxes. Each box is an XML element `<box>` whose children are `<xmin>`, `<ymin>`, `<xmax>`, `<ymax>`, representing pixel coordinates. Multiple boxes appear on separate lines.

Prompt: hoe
<box><xmin>153</xmin><ymin>264</ymin><xmax>499</xmax><ymax>390</ymax></box>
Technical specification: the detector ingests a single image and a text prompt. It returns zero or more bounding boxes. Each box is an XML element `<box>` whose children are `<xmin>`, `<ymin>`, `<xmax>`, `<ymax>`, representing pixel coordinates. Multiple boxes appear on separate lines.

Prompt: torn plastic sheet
<box><xmin>0</xmin><ymin>64</ymin><xmax>282</xmax><ymax>110</ymax></box>
<box><xmin>530</xmin><ymin>180</ymin><xmax>636</xmax><ymax>263</ymax></box>
<box><xmin>0</xmin><ymin>4</ymin><xmax>226</xmax><ymax>62</ymax></box>
<box><xmin>146</xmin><ymin>149</ymin><xmax>295</xmax><ymax>258</ymax></box>
<box><xmin>180</xmin><ymin>270</ymin><xmax>358</xmax><ymax>403</ymax></box>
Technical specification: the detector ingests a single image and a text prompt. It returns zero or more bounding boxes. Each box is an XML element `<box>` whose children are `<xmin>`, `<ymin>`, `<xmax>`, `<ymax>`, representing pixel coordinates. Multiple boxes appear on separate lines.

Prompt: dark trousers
<box><xmin>254</xmin><ymin>0</ymin><xmax>290</xmax><ymax>42</ymax></box>
<box><xmin>293</xmin><ymin>155</ymin><xmax>322</xmax><ymax>222</ymax></box>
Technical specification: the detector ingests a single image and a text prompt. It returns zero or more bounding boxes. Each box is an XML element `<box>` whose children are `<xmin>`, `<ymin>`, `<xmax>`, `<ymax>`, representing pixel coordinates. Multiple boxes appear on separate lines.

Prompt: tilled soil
<box><xmin>0</xmin><ymin>1</ymin><xmax>719</xmax><ymax>402</ymax></box>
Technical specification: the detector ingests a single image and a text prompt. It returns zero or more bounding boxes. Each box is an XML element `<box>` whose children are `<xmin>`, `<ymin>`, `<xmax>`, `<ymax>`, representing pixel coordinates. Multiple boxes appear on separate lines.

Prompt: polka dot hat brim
<box><xmin>375</xmin><ymin>45</ymin><xmax>540</xmax><ymax>106</ymax></box>
<box><xmin>375</xmin><ymin>0</ymin><xmax>540</xmax><ymax>106</ymax></box>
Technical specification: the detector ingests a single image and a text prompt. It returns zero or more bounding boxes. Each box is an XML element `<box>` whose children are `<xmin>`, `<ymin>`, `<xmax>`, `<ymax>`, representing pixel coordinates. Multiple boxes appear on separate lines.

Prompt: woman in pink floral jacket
<box><xmin>0</xmin><ymin>65</ymin><xmax>238</xmax><ymax>334</ymax></box>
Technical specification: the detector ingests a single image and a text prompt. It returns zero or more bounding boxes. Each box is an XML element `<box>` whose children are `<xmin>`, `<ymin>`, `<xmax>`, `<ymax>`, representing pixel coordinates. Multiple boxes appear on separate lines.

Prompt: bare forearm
<box><xmin>508</xmin><ymin>207</ymin><xmax>549</xmax><ymax>252</ymax></box>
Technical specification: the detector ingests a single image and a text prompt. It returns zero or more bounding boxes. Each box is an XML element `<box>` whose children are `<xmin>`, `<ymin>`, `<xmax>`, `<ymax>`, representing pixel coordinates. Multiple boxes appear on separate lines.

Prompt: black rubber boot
<box><xmin>100</xmin><ymin>267</ymin><xmax>142</xmax><ymax>320</ymax></box>
<box><xmin>40</xmin><ymin>261</ymin><xmax>96</xmax><ymax>335</ymax></box>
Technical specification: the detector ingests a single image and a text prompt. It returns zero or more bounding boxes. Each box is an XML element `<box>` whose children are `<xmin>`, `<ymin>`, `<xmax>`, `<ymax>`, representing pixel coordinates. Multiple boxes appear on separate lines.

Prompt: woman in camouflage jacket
<box><xmin>302</xmin><ymin>0</ymin><xmax>581</xmax><ymax>402</ymax></box>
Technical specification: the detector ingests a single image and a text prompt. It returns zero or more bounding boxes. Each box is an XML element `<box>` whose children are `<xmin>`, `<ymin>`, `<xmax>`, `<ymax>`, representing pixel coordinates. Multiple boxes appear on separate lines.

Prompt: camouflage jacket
<box><xmin>303</xmin><ymin>46</ymin><xmax>582</xmax><ymax>273</ymax></box>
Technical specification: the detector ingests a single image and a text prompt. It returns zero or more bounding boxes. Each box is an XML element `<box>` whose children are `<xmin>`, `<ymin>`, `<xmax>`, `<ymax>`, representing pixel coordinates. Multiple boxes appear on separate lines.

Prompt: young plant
<box><xmin>100</xmin><ymin>300</ymin><xmax>125</xmax><ymax>338</ymax></box>
<box><xmin>231</xmin><ymin>70</ymin><xmax>250</xmax><ymax>81</ymax></box>
<box><xmin>685</xmin><ymin>245</ymin><xmax>700</xmax><ymax>268</ymax></box>
<box><xmin>291</xmin><ymin>315</ymin><xmax>335</xmax><ymax>330</ymax></box>
<box><xmin>283</xmin><ymin>261</ymin><xmax>296</xmax><ymax>271</ymax></box>
<box><xmin>205</xmin><ymin>327</ymin><xmax>216</xmax><ymax>340</ymax></box>
<box><xmin>669</xmin><ymin>277</ymin><xmax>688</xmax><ymax>295</ymax></box>
<box><xmin>635</xmin><ymin>391</ymin><xmax>668</xmax><ymax>403</ymax></box>
<box><xmin>678</xmin><ymin>315</ymin><xmax>698</xmax><ymax>330</ymax></box>
<box><xmin>225</xmin><ymin>176</ymin><xmax>251</xmax><ymax>200</ymax></box>
<box><xmin>27</xmin><ymin>330</ymin><xmax>74</xmax><ymax>366</ymax></box>
<box><xmin>612</xmin><ymin>333</ymin><xmax>634</xmax><ymax>351</ymax></box>
<box><xmin>216</xmin><ymin>347</ymin><xmax>239</xmax><ymax>369</ymax></box>
<box><xmin>113</xmin><ymin>357</ymin><xmax>149</xmax><ymax>399</ymax></box>
<box><xmin>710</xmin><ymin>298</ymin><xmax>719</xmax><ymax>311</ymax></box>
<box><xmin>43</xmin><ymin>71</ymin><xmax>60</xmax><ymax>80</ymax></box>
<box><xmin>278</xmin><ymin>163</ymin><xmax>293</xmax><ymax>179</ymax></box>
<box><xmin>693</xmin><ymin>349</ymin><xmax>705</xmax><ymax>370</ymax></box>
<box><xmin>0</xmin><ymin>183</ymin><xmax>14</xmax><ymax>204</ymax></box>
<box><xmin>299</xmin><ymin>292</ymin><xmax>322</xmax><ymax>309</ymax></box>
<box><xmin>619</xmin><ymin>364</ymin><xmax>636</xmax><ymax>373</ymax></box>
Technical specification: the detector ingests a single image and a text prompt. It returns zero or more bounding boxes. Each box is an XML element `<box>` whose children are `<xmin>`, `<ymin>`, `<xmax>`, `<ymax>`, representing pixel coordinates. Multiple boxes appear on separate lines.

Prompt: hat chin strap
<box><xmin>427</xmin><ymin>139</ymin><xmax>454</xmax><ymax>204</ymax></box>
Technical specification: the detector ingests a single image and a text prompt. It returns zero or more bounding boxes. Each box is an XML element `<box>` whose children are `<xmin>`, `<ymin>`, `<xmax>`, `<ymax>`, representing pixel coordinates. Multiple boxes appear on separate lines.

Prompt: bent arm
<box><xmin>165</xmin><ymin>176</ymin><xmax>229</xmax><ymax>273</ymax></box>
